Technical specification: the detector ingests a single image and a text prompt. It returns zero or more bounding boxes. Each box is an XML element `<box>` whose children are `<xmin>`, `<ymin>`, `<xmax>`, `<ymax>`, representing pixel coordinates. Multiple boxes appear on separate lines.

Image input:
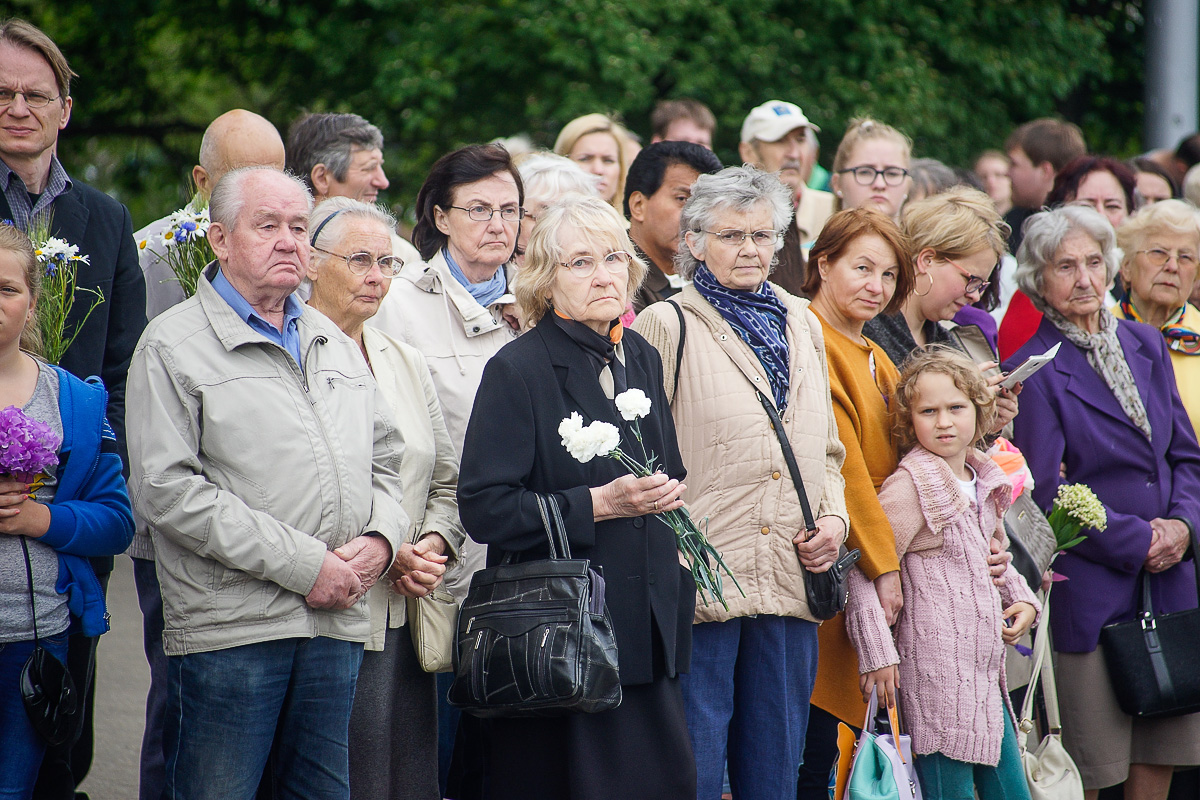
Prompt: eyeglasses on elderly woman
<box><xmin>1137</xmin><ymin>248</ymin><xmax>1199</xmax><ymax>269</ymax></box>
<box><xmin>558</xmin><ymin>250</ymin><xmax>632</xmax><ymax>278</ymax></box>
<box><xmin>313</xmin><ymin>246</ymin><xmax>404</xmax><ymax>276</ymax></box>
<box><xmin>449</xmin><ymin>204</ymin><xmax>526</xmax><ymax>222</ymax></box>
<box><xmin>697</xmin><ymin>228</ymin><xmax>782</xmax><ymax>247</ymax></box>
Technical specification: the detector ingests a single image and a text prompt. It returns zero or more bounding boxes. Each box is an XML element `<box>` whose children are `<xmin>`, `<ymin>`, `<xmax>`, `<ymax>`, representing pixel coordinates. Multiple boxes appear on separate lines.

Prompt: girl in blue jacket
<box><xmin>0</xmin><ymin>223</ymin><xmax>134</xmax><ymax>798</ymax></box>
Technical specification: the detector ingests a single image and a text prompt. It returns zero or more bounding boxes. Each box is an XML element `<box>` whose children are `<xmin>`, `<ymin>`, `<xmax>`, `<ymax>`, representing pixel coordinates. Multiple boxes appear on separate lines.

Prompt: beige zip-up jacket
<box><xmin>633</xmin><ymin>284</ymin><xmax>848</xmax><ymax>624</ymax></box>
<box><xmin>362</xmin><ymin>327</ymin><xmax>466</xmax><ymax>651</ymax></box>
<box><xmin>127</xmin><ymin>273</ymin><xmax>410</xmax><ymax>656</ymax></box>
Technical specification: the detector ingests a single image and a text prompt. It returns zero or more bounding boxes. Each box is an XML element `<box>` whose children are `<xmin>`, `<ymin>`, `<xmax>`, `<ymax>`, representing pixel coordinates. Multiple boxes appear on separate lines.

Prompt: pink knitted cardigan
<box><xmin>844</xmin><ymin>446</ymin><xmax>1041</xmax><ymax>766</ymax></box>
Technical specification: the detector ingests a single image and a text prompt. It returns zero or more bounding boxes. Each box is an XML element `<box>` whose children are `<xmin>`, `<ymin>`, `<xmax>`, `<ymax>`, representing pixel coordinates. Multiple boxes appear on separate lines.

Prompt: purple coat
<box><xmin>1007</xmin><ymin>316</ymin><xmax>1200</xmax><ymax>652</ymax></box>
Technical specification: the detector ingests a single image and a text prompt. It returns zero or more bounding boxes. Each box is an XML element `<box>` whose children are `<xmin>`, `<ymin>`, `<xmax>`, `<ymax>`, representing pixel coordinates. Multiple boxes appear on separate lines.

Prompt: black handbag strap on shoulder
<box><xmin>21</xmin><ymin>536</ymin><xmax>41</xmax><ymax>644</ymax></box>
<box><xmin>756</xmin><ymin>390</ymin><xmax>818</xmax><ymax>536</ymax></box>
<box><xmin>668</xmin><ymin>300</ymin><xmax>686</xmax><ymax>404</ymax></box>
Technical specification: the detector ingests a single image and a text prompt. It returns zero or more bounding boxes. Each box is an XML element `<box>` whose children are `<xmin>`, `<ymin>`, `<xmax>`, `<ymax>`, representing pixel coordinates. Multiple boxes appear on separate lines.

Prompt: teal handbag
<box><xmin>846</xmin><ymin>694</ymin><xmax>922</xmax><ymax>800</ymax></box>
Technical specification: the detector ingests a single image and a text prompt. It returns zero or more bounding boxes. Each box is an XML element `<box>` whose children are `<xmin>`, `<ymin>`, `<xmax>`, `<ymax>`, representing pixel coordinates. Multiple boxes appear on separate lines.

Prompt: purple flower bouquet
<box><xmin>0</xmin><ymin>405</ymin><xmax>61</xmax><ymax>483</ymax></box>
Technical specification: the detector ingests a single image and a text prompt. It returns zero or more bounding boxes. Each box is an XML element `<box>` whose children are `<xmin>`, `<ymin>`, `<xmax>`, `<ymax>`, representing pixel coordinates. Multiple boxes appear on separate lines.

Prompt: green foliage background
<box><xmin>3</xmin><ymin>0</ymin><xmax>1152</xmax><ymax>227</ymax></box>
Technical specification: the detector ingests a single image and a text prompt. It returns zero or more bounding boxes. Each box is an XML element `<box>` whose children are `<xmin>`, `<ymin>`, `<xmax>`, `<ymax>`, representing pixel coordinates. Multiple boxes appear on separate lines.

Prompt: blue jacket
<box><xmin>34</xmin><ymin>365</ymin><xmax>135</xmax><ymax>637</ymax></box>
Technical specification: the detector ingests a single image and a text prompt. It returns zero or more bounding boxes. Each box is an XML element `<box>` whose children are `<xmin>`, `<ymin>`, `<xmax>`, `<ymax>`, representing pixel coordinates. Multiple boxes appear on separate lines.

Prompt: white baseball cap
<box><xmin>740</xmin><ymin>101</ymin><xmax>821</xmax><ymax>144</ymax></box>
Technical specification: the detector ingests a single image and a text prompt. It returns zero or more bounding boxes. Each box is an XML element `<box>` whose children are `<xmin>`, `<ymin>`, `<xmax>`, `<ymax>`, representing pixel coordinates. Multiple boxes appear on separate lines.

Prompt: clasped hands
<box><xmin>305</xmin><ymin>532</ymin><xmax>450</xmax><ymax>610</ymax></box>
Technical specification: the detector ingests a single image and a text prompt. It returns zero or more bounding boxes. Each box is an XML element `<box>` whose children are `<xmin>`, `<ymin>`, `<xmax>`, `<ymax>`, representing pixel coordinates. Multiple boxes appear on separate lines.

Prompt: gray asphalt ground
<box><xmin>78</xmin><ymin>554</ymin><xmax>147</xmax><ymax>800</ymax></box>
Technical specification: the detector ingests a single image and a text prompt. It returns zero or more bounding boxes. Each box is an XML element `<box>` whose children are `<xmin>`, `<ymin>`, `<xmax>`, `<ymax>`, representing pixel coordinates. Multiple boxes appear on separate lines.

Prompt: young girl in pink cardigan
<box><xmin>844</xmin><ymin>346</ymin><xmax>1040</xmax><ymax>800</ymax></box>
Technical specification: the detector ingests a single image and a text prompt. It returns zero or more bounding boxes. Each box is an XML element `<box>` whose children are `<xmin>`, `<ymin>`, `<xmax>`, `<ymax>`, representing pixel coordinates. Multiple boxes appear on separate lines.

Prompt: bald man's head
<box><xmin>193</xmin><ymin>110</ymin><xmax>286</xmax><ymax>200</ymax></box>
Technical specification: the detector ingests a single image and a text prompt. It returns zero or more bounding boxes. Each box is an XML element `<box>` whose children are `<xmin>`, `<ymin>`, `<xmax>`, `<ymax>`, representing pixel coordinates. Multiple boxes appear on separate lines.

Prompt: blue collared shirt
<box><xmin>0</xmin><ymin>154</ymin><xmax>72</xmax><ymax>231</ymax></box>
<box><xmin>210</xmin><ymin>269</ymin><xmax>305</xmax><ymax>367</ymax></box>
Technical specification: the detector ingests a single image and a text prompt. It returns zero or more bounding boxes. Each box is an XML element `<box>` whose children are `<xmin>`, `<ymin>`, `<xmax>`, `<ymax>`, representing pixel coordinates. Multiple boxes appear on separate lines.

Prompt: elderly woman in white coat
<box><xmin>306</xmin><ymin>197</ymin><xmax>466</xmax><ymax>800</ymax></box>
<box><xmin>633</xmin><ymin>165</ymin><xmax>848</xmax><ymax>800</ymax></box>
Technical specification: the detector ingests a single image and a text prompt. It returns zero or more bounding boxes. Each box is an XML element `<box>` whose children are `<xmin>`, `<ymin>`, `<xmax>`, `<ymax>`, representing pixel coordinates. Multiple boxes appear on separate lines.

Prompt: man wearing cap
<box><xmin>738</xmin><ymin>100</ymin><xmax>835</xmax><ymax>297</ymax></box>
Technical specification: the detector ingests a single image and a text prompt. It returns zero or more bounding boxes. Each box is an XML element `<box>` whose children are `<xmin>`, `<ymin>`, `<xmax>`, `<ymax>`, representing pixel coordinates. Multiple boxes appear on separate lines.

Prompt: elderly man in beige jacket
<box><xmin>127</xmin><ymin>166</ymin><xmax>409</xmax><ymax>800</ymax></box>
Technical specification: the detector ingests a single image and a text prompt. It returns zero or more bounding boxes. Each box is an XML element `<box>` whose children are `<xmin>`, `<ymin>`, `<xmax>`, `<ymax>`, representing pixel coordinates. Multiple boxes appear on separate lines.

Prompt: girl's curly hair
<box><xmin>891</xmin><ymin>344</ymin><xmax>996</xmax><ymax>454</ymax></box>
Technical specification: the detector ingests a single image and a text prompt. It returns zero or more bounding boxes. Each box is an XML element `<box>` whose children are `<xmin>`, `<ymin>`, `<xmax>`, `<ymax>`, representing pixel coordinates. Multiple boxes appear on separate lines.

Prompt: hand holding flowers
<box><xmin>0</xmin><ymin>405</ymin><xmax>60</xmax><ymax>537</ymax></box>
<box><xmin>560</xmin><ymin>389</ymin><xmax>744</xmax><ymax>609</ymax></box>
<box><xmin>138</xmin><ymin>204</ymin><xmax>213</xmax><ymax>299</ymax></box>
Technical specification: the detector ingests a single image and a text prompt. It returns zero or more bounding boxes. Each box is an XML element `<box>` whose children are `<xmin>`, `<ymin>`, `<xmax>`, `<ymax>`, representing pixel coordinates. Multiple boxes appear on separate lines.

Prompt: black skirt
<box><xmin>482</xmin><ymin>670</ymin><xmax>696</xmax><ymax>800</ymax></box>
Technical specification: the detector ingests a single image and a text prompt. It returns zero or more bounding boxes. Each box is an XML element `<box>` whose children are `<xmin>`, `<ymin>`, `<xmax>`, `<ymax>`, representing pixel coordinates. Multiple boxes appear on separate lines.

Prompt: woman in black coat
<box><xmin>457</xmin><ymin>195</ymin><xmax>697</xmax><ymax>799</ymax></box>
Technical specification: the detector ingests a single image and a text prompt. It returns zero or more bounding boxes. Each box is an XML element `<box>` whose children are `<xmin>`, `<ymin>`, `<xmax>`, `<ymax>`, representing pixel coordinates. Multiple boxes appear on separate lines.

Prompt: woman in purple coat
<box><xmin>1006</xmin><ymin>205</ymin><xmax>1200</xmax><ymax>800</ymax></box>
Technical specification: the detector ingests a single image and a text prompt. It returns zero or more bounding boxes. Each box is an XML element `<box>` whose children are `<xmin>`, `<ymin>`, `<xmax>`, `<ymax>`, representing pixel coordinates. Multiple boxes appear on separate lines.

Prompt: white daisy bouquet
<box><xmin>1047</xmin><ymin>483</ymin><xmax>1107</xmax><ymax>552</ymax></box>
<box><xmin>559</xmin><ymin>389</ymin><xmax>743</xmax><ymax>609</ymax></box>
<box><xmin>7</xmin><ymin>214</ymin><xmax>103</xmax><ymax>365</ymax></box>
<box><xmin>139</xmin><ymin>203</ymin><xmax>212</xmax><ymax>298</ymax></box>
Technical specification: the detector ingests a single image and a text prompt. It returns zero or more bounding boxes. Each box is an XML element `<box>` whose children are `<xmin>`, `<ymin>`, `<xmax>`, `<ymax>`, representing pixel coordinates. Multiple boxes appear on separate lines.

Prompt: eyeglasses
<box><xmin>836</xmin><ymin>166</ymin><xmax>910</xmax><ymax>186</ymax></box>
<box><xmin>944</xmin><ymin>257</ymin><xmax>993</xmax><ymax>297</ymax></box>
<box><xmin>449</xmin><ymin>205</ymin><xmax>525</xmax><ymax>222</ymax></box>
<box><xmin>0</xmin><ymin>88</ymin><xmax>61</xmax><ymax>109</ymax></box>
<box><xmin>699</xmin><ymin>229</ymin><xmax>781</xmax><ymax>247</ymax></box>
<box><xmin>1138</xmin><ymin>248</ymin><xmax>1199</xmax><ymax>269</ymax></box>
<box><xmin>559</xmin><ymin>250</ymin><xmax>632</xmax><ymax>278</ymax></box>
<box><xmin>313</xmin><ymin>246</ymin><xmax>403</xmax><ymax>276</ymax></box>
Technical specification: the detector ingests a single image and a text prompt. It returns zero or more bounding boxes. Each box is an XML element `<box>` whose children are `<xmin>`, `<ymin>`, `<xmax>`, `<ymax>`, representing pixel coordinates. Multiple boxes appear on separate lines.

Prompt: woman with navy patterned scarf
<box><xmin>634</xmin><ymin>166</ymin><xmax>850</xmax><ymax>800</ymax></box>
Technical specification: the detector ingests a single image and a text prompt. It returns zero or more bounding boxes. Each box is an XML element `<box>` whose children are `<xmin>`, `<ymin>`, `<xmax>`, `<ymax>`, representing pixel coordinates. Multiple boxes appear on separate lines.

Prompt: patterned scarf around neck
<box><xmin>1119</xmin><ymin>298</ymin><xmax>1200</xmax><ymax>355</ymax></box>
<box><xmin>1044</xmin><ymin>305</ymin><xmax>1152</xmax><ymax>440</ymax></box>
<box><xmin>692</xmin><ymin>264</ymin><xmax>790</xmax><ymax>410</ymax></box>
<box><xmin>443</xmin><ymin>247</ymin><xmax>508</xmax><ymax>308</ymax></box>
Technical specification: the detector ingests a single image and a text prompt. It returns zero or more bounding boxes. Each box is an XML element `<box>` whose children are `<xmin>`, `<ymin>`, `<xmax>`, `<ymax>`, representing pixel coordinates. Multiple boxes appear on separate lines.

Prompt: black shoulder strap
<box><xmin>669</xmin><ymin>300</ymin><xmax>686</xmax><ymax>404</ymax></box>
<box><xmin>756</xmin><ymin>390</ymin><xmax>817</xmax><ymax>535</ymax></box>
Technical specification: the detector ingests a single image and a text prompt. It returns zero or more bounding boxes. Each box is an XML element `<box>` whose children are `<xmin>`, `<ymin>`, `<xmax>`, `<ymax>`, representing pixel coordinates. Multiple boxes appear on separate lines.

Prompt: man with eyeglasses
<box><xmin>0</xmin><ymin>19</ymin><xmax>148</xmax><ymax>800</ymax></box>
<box><xmin>738</xmin><ymin>101</ymin><xmax>836</xmax><ymax>297</ymax></box>
<box><xmin>128</xmin><ymin>107</ymin><xmax>285</xmax><ymax>800</ymax></box>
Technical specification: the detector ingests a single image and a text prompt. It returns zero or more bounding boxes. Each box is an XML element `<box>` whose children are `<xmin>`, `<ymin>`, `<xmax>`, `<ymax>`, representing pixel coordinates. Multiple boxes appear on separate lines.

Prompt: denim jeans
<box><xmin>680</xmin><ymin>615</ymin><xmax>819</xmax><ymax>800</ymax></box>
<box><xmin>914</xmin><ymin>713</ymin><xmax>1032</xmax><ymax>800</ymax></box>
<box><xmin>0</xmin><ymin>632</ymin><xmax>70</xmax><ymax>800</ymax></box>
<box><xmin>133</xmin><ymin>557</ymin><xmax>168</xmax><ymax>800</ymax></box>
<box><xmin>163</xmin><ymin>636</ymin><xmax>364</xmax><ymax>800</ymax></box>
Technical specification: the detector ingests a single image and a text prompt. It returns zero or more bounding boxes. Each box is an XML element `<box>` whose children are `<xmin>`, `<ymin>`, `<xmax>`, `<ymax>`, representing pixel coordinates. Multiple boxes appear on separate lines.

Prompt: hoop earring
<box><xmin>913</xmin><ymin>272</ymin><xmax>933</xmax><ymax>297</ymax></box>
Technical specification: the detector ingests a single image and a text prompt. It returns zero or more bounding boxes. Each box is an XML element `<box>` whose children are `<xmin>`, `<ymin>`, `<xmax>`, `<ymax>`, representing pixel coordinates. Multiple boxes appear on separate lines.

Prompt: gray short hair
<box><xmin>517</xmin><ymin>152</ymin><xmax>599</xmax><ymax>206</ymax></box>
<box><xmin>209</xmin><ymin>166</ymin><xmax>313</xmax><ymax>231</ymax></box>
<box><xmin>1015</xmin><ymin>205</ymin><xmax>1121</xmax><ymax>312</ymax></box>
<box><xmin>285</xmin><ymin>113</ymin><xmax>385</xmax><ymax>192</ymax></box>
<box><xmin>303</xmin><ymin>197</ymin><xmax>398</xmax><ymax>294</ymax></box>
<box><xmin>675</xmin><ymin>165</ymin><xmax>793</xmax><ymax>281</ymax></box>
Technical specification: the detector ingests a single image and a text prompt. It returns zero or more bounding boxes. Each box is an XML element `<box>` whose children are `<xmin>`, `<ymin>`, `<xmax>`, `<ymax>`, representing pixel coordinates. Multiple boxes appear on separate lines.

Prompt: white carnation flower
<box><xmin>560</xmin><ymin>414</ymin><xmax>621</xmax><ymax>463</ymax></box>
<box><xmin>615</xmin><ymin>388</ymin><xmax>652</xmax><ymax>421</ymax></box>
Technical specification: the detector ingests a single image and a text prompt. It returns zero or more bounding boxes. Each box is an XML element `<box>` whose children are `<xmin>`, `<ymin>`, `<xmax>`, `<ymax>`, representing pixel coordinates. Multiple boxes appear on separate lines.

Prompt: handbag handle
<box><xmin>756</xmin><ymin>389</ymin><xmax>817</xmax><ymax>536</ymax></box>
<box><xmin>1020</xmin><ymin>590</ymin><xmax>1062</xmax><ymax>734</ymax></box>
<box><xmin>532</xmin><ymin>493</ymin><xmax>572</xmax><ymax>561</ymax></box>
<box><xmin>1134</xmin><ymin>523</ymin><xmax>1200</xmax><ymax>621</ymax></box>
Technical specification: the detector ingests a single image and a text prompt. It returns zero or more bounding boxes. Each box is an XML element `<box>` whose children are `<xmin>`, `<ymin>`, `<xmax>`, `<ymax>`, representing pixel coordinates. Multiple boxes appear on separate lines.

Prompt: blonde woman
<box><xmin>830</xmin><ymin>118</ymin><xmax>914</xmax><ymax>220</ymax></box>
<box><xmin>554</xmin><ymin>113</ymin><xmax>632</xmax><ymax>209</ymax></box>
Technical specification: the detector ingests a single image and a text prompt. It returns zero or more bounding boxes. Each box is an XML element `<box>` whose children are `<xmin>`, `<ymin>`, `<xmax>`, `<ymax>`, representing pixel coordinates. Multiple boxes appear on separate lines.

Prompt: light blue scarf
<box><xmin>444</xmin><ymin>248</ymin><xmax>508</xmax><ymax>307</ymax></box>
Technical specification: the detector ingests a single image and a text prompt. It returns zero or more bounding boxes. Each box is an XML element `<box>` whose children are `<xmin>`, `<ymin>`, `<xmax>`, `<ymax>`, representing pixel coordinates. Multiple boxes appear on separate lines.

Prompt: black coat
<box><xmin>0</xmin><ymin>179</ymin><xmax>147</xmax><ymax>462</ymax></box>
<box><xmin>457</xmin><ymin>318</ymin><xmax>695</xmax><ymax>686</ymax></box>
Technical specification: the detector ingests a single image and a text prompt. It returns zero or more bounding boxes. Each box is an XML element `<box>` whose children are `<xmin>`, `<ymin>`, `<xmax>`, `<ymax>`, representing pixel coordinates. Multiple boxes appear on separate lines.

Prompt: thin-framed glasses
<box><xmin>313</xmin><ymin>246</ymin><xmax>403</xmax><ymax>276</ymax></box>
<box><xmin>449</xmin><ymin>205</ymin><xmax>525</xmax><ymax>222</ymax></box>
<box><xmin>836</xmin><ymin>166</ymin><xmax>910</xmax><ymax>186</ymax></box>
<box><xmin>1138</xmin><ymin>248</ymin><xmax>1199</xmax><ymax>269</ymax></box>
<box><xmin>944</xmin><ymin>257</ymin><xmax>993</xmax><ymax>296</ymax></box>
<box><xmin>0</xmin><ymin>88</ymin><xmax>61</xmax><ymax>109</ymax></box>
<box><xmin>559</xmin><ymin>250</ymin><xmax>632</xmax><ymax>278</ymax></box>
<box><xmin>699</xmin><ymin>229</ymin><xmax>781</xmax><ymax>247</ymax></box>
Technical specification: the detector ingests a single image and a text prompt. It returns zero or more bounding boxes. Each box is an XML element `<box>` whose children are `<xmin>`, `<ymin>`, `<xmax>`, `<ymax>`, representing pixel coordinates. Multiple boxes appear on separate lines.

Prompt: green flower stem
<box><xmin>607</xmin><ymin>445</ymin><xmax>745</xmax><ymax>610</ymax></box>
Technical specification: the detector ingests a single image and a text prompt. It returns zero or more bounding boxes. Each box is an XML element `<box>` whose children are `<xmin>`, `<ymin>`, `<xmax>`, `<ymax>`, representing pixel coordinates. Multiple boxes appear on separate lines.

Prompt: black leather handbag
<box><xmin>1099</xmin><ymin>529</ymin><xmax>1200</xmax><ymax>719</ymax></box>
<box><xmin>757</xmin><ymin>390</ymin><xmax>861</xmax><ymax>620</ymax></box>
<box><xmin>447</xmin><ymin>493</ymin><xmax>622</xmax><ymax>718</ymax></box>
<box><xmin>19</xmin><ymin>536</ymin><xmax>80</xmax><ymax>746</ymax></box>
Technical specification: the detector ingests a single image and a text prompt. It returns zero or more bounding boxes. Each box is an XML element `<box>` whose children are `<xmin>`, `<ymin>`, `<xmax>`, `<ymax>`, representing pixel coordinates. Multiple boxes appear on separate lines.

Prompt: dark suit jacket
<box><xmin>0</xmin><ymin>179</ymin><xmax>147</xmax><ymax>463</ymax></box>
<box><xmin>457</xmin><ymin>317</ymin><xmax>694</xmax><ymax>685</ymax></box>
<box><xmin>1007</xmin><ymin>316</ymin><xmax>1200</xmax><ymax>652</ymax></box>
